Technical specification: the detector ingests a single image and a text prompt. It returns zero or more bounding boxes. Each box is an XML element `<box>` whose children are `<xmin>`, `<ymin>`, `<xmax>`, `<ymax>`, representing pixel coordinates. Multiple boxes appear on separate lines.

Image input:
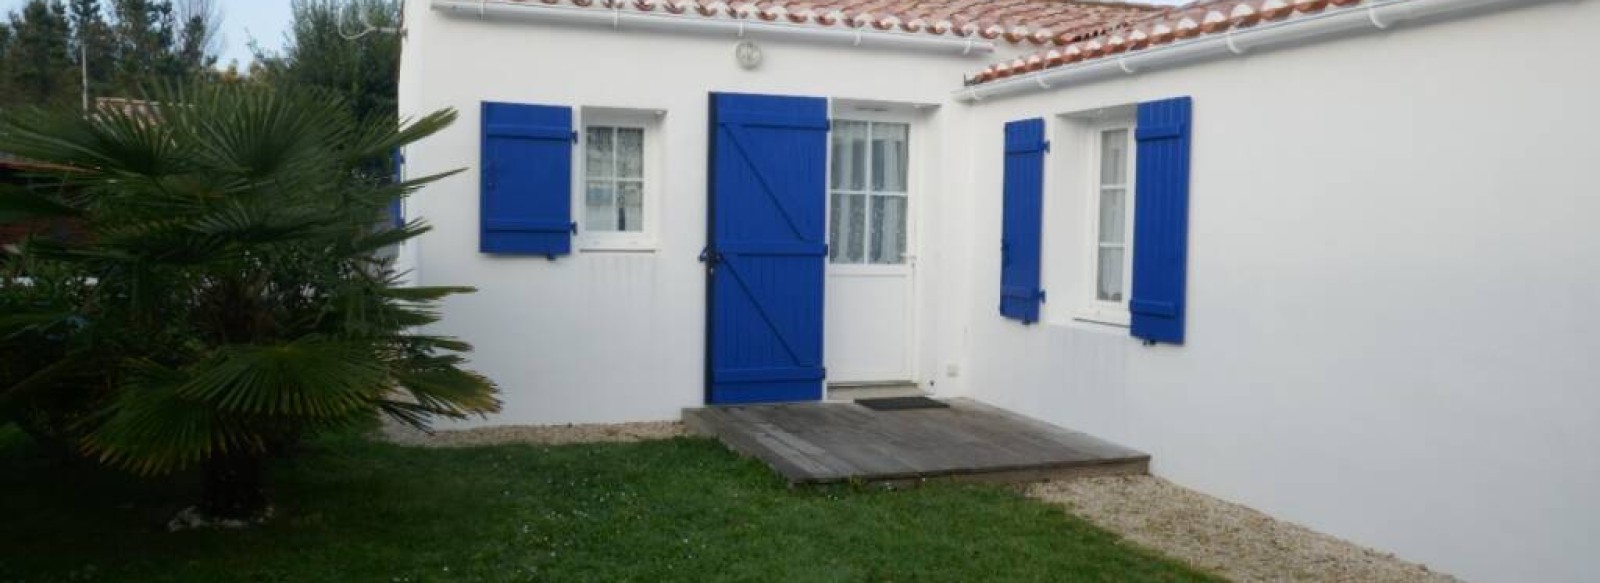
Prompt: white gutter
<box><xmin>956</xmin><ymin>0</ymin><xmax>1561</xmax><ymax>102</ymax></box>
<box><xmin>432</xmin><ymin>0</ymin><xmax>996</xmax><ymax>56</ymax></box>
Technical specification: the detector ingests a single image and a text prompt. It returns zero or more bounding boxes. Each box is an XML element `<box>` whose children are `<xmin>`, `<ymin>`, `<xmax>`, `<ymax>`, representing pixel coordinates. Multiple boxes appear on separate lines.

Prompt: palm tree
<box><xmin>0</xmin><ymin>84</ymin><xmax>499</xmax><ymax>522</ymax></box>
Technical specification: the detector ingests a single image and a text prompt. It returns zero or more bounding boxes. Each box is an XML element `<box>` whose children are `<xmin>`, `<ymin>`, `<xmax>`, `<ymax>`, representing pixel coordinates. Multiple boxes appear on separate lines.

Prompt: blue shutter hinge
<box><xmin>1043</xmin><ymin>140</ymin><xmax>1051</xmax><ymax>153</ymax></box>
<box><xmin>570</xmin><ymin>222</ymin><xmax>578</xmax><ymax>234</ymax></box>
<box><xmin>1038</xmin><ymin>289</ymin><xmax>1047</xmax><ymax>303</ymax></box>
<box><xmin>571</xmin><ymin>131</ymin><xmax>579</xmax><ymax>144</ymax></box>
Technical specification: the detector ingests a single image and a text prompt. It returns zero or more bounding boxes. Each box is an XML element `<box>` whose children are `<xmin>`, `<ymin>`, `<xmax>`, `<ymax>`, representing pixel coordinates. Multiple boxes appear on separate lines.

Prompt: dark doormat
<box><xmin>855</xmin><ymin>396</ymin><xmax>950</xmax><ymax>411</ymax></box>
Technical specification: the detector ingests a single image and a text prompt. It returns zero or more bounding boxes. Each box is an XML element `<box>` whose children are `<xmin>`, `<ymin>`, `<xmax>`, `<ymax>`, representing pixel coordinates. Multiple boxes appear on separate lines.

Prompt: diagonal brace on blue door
<box><xmin>720</xmin><ymin>123</ymin><xmax>813</xmax><ymax>240</ymax></box>
<box><xmin>718</xmin><ymin>255</ymin><xmax>807</xmax><ymax>365</ymax></box>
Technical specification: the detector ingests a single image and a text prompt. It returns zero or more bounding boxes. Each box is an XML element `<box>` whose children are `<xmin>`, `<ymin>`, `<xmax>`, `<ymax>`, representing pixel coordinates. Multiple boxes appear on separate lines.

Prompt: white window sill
<box><xmin>1072</xmin><ymin>310</ymin><xmax>1130</xmax><ymax>329</ymax></box>
<box><xmin>576</xmin><ymin>237</ymin><xmax>657</xmax><ymax>253</ymax></box>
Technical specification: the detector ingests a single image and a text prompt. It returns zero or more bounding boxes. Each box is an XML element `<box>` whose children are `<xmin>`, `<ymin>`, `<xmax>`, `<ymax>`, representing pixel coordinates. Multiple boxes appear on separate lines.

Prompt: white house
<box><xmin>396</xmin><ymin>0</ymin><xmax>1599</xmax><ymax>580</ymax></box>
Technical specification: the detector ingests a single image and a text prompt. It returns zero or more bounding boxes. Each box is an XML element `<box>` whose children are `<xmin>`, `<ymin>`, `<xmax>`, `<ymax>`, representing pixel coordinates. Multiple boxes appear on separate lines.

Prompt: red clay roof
<box><xmin>499</xmin><ymin>0</ymin><xmax>1162</xmax><ymax>45</ymax></box>
<box><xmin>968</xmin><ymin>0</ymin><xmax>1367</xmax><ymax>84</ymax></box>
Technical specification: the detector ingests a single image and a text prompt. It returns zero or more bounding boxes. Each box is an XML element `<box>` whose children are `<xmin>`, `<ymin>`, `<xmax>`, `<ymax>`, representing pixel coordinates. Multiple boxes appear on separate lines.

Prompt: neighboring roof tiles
<box><xmin>495</xmin><ymin>0</ymin><xmax>1161</xmax><ymax>45</ymax></box>
<box><xmin>967</xmin><ymin>0</ymin><xmax>1366</xmax><ymax>83</ymax></box>
<box><xmin>94</xmin><ymin>97</ymin><xmax>162</xmax><ymax>121</ymax></box>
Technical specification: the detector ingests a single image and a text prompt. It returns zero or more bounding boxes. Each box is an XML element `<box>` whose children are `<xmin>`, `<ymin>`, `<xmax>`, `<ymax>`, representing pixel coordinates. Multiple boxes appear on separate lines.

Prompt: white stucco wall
<box><xmin>956</xmin><ymin>2</ymin><xmax>1600</xmax><ymax>582</ymax></box>
<box><xmin>401</xmin><ymin>1</ymin><xmax>1599</xmax><ymax>581</ymax></box>
<box><xmin>397</xmin><ymin>0</ymin><xmax>1026</xmax><ymax>424</ymax></box>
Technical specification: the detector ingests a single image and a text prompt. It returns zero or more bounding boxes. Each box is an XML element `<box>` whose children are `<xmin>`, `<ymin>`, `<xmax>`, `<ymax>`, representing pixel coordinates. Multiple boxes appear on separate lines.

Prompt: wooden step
<box><xmin>685</xmin><ymin>398</ymin><xmax>1150</xmax><ymax>486</ymax></box>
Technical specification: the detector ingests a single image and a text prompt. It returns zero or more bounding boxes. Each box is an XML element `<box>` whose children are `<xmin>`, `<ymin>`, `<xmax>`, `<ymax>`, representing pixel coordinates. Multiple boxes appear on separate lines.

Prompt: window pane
<box><xmin>831</xmin><ymin>121</ymin><xmax>868</xmax><ymax>191</ymax></box>
<box><xmin>871</xmin><ymin>123</ymin><xmax>909</xmax><ymax>193</ymax></box>
<box><xmin>616</xmin><ymin>128</ymin><xmax>644</xmax><ymax>179</ymax></box>
<box><xmin>585</xmin><ymin>181</ymin><xmax>616</xmax><ymax>231</ymax></box>
<box><xmin>617</xmin><ymin>181</ymin><xmax>643</xmax><ymax>232</ymax></box>
<box><xmin>829</xmin><ymin>191</ymin><xmax>866</xmax><ymax>263</ymax></box>
<box><xmin>586</xmin><ymin>127</ymin><xmax>614</xmax><ymax>179</ymax></box>
<box><xmin>869</xmin><ymin>195</ymin><xmax>907</xmax><ymax>264</ymax></box>
<box><xmin>1096</xmin><ymin>246</ymin><xmax>1125</xmax><ymax>302</ymax></box>
<box><xmin>1100</xmin><ymin>129</ymin><xmax>1128</xmax><ymax>186</ymax></box>
<box><xmin>1098</xmin><ymin>187</ymin><xmax>1125</xmax><ymax>245</ymax></box>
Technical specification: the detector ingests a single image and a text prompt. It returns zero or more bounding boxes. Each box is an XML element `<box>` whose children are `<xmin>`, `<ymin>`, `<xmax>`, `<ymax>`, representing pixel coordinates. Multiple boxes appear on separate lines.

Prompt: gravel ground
<box><xmin>1029</xmin><ymin>476</ymin><xmax>1460</xmax><ymax>583</ymax></box>
<box><xmin>382</xmin><ymin>420</ymin><xmax>687</xmax><ymax>448</ymax></box>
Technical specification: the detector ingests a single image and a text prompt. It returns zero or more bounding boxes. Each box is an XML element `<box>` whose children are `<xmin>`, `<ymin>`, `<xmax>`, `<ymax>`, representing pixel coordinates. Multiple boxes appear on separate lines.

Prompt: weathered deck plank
<box><xmin>682</xmin><ymin>398</ymin><xmax>1150</xmax><ymax>485</ymax></box>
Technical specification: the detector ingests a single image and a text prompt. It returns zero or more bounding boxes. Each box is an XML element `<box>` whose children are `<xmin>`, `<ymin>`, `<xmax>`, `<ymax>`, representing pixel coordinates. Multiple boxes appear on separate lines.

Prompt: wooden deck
<box><xmin>683</xmin><ymin>398</ymin><xmax>1149</xmax><ymax>485</ymax></box>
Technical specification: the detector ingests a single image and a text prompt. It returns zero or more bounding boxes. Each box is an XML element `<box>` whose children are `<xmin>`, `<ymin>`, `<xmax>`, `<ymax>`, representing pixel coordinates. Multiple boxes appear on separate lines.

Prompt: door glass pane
<box><xmin>1098</xmin><ymin>187</ymin><xmax>1125</xmax><ymax>244</ymax></box>
<box><xmin>586</xmin><ymin>127</ymin><xmax>613</xmax><ymax>179</ymax></box>
<box><xmin>869</xmin><ymin>195</ymin><xmax>907</xmax><ymax>264</ymax></box>
<box><xmin>1096</xmin><ymin>246</ymin><xmax>1125</xmax><ymax>302</ymax></box>
<box><xmin>829</xmin><ymin>192</ymin><xmax>866</xmax><ymax>263</ymax></box>
<box><xmin>585</xmin><ymin>181</ymin><xmax>617</xmax><ymax>231</ymax></box>
<box><xmin>871</xmin><ymin>123</ymin><xmax>909</xmax><ymax>193</ymax></box>
<box><xmin>616</xmin><ymin>128</ymin><xmax>644</xmax><ymax>179</ymax></box>
<box><xmin>1100</xmin><ymin>128</ymin><xmax>1128</xmax><ymax>186</ymax></box>
<box><xmin>831</xmin><ymin>121</ymin><xmax>868</xmax><ymax>191</ymax></box>
<box><xmin>617</xmin><ymin>181</ymin><xmax>643</xmax><ymax>232</ymax></box>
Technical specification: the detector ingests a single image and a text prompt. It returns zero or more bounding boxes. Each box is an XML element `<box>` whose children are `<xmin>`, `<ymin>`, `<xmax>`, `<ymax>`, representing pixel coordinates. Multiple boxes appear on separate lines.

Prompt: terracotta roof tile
<box><xmin>967</xmin><ymin>0</ymin><xmax>1383</xmax><ymax>84</ymax></box>
<box><xmin>492</xmin><ymin>0</ymin><xmax>1160</xmax><ymax>44</ymax></box>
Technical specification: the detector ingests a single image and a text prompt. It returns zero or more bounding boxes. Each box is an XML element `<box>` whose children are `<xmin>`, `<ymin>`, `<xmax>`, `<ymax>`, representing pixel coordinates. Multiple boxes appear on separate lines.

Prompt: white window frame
<box><xmin>827</xmin><ymin>117</ymin><xmax>913</xmax><ymax>269</ymax></box>
<box><xmin>1076</xmin><ymin>120</ymin><xmax>1137</xmax><ymax>327</ymax></box>
<box><xmin>575</xmin><ymin>108</ymin><xmax>662</xmax><ymax>252</ymax></box>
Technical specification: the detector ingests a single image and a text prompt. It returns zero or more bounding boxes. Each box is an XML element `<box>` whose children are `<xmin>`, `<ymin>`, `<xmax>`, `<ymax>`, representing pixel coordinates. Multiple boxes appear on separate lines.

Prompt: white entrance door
<box><xmin>825</xmin><ymin>119</ymin><xmax>914</xmax><ymax>385</ymax></box>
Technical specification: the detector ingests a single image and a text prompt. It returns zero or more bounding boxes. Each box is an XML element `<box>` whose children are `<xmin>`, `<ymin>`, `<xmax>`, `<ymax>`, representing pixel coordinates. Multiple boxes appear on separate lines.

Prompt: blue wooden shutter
<box><xmin>480</xmin><ymin>102</ymin><xmax>574</xmax><ymax>256</ymax></box>
<box><xmin>389</xmin><ymin>148</ymin><xmax>405</xmax><ymax>229</ymax></box>
<box><xmin>1000</xmin><ymin>118</ymin><xmax>1047</xmax><ymax>324</ymax></box>
<box><xmin>1130</xmin><ymin>97</ymin><xmax>1193</xmax><ymax>344</ymax></box>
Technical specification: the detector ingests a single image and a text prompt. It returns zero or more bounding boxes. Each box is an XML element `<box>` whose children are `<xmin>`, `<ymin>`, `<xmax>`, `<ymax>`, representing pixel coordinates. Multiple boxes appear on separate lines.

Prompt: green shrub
<box><xmin>0</xmin><ymin>84</ymin><xmax>499</xmax><ymax>521</ymax></box>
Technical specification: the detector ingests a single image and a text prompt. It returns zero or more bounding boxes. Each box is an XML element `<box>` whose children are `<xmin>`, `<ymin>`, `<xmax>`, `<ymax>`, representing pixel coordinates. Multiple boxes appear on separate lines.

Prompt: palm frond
<box><xmin>389</xmin><ymin>362</ymin><xmax>500</xmax><ymax>428</ymax></box>
<box><xmin>380</xmin><ymin>285</ymin><xmax>477</xmax><ymax>302</ymax></box>
<box><xmin>80</xmin><ymin>361</ymin><xmax>263</xmax><ymax>476</ymax></box>
<box><xmin>177</xmin><ymin>338</ymin><xmax>390</xmax><ymax>418</ymax></box>
<box><xmin>0</xmin><ymin>185</ymin><xmax>84</xmax><ymax>224</ymax></box>
<box><xmin>345</xmin><ymin>109</ymin><xmax>459</xmax><ymax>166</ymax></box>
<box><xmin>0</xmin><ymin>103</ymin><xmax>187</xmax><ymax>178</ymax></box>
<box><xmin>345</xmin><ymin>220</ymin><xmax>432</xmax><ymax>256</ymax></box>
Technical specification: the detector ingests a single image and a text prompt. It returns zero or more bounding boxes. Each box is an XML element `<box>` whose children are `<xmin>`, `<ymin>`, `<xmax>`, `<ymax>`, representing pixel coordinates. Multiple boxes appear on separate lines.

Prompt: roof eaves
<box><xmin>440</xmin><ymin>0</ymin><xmax>1160</xmax><ymax>46</ymax></box>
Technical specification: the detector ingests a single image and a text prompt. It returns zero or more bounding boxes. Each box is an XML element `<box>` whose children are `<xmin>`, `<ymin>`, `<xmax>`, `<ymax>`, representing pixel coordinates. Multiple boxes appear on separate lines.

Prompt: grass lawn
<box><xmin>0</xmin><ymin>424</ymin><xmax>1221</xmax><ymax>583</ymax></box>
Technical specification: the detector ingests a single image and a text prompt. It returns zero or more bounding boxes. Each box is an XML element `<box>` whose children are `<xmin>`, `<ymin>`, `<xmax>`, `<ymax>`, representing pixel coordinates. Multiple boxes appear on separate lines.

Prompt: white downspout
<box><xmin>432</xmin><ymin>0</ymin><xmax>998</xmax><ymax>55</ymax></box>
<box><xmin>955</xmin><ymin>0</ymin><xmax>1563</xmax><ymax>102</ymax></box>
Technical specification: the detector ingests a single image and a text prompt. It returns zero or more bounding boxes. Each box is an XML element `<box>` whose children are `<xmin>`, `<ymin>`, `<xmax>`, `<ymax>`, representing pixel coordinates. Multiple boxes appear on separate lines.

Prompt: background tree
<box><xmin>0</xmin><ymin>22</ymin><xmax>12</xmax><ymax>104</ymax></box>
<box><xmin>0</xmin><ymin>85</ymin><xmax>499</xmax><ymax>523</ymax></box>
<box><xmin>253</xmin><ymin>0</ymin><xmax>400</xmax><ymax>123</ymax></box>
<box><xmin>0</xmin><ymin>0</ymin><xmax>218</xmax><ymax>109</ymax></box>
<box><xmin>69</xmin><ymin>0</ymin><xmax>115</xmax><ymax>102</ymax></box>
<box><xmin>5</xmin><ymin>1</ymin><xmax>74</xmax><ymax>107</ymax></box>
<box><xmin>172</xmin><ymin>0</ymin><xmax>218</xmax><ymax>58</ymax></box>
<box><xmin>109</xmin><ymin>0</ymin><xmax>212</xmax><ymax>87</ymax></box>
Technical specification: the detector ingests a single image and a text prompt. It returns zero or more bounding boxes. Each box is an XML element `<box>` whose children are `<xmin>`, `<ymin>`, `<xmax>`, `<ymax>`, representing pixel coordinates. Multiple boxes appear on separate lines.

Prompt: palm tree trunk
<box><xmin>200</xmin><ymin>451</ymin><xmax>268</xmax><ymax>521</ymax></box>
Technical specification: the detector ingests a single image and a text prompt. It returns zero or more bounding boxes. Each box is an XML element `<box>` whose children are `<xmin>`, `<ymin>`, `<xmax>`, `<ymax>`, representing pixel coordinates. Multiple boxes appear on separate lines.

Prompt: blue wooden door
<box><xmin>706</xmin><ymin>93</ymin><xmax>829</xmax><ymax>404</ymax></box>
